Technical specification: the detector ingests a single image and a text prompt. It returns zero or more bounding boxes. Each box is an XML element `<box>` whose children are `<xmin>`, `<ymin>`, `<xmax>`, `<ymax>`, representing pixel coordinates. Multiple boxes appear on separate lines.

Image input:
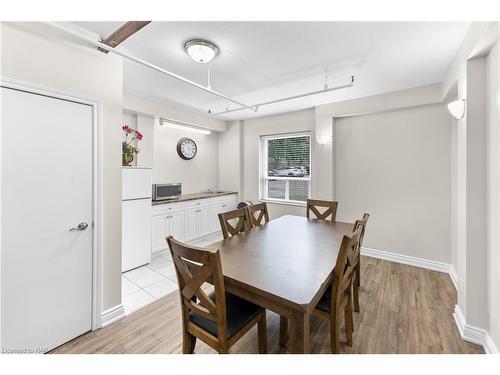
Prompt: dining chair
<box><xmin>312</xmin><ymin>227</ymin><xmax>362</xmax><ymax>353</ymax></box>
<box><xmin>306</xmin><ymin>199</ymin><xmax>339</xmax><ymax>222</ymax></box>
<box><xmin>352</xmin><ymin>213</ymin><xmax>369</xmax><ymax>312</ymax></box>
<box><xmin>247</xmin><ymin>202</ymin><xmax>270</xmax><ymax>227</ymax></box>
<box><xmin>278</xmin><ymin>227</ymin><xmax>362</xmax><ymax>353</ymax></box>
<box><xmin>218</xmin><ymin>208</ymin><xmax>252</xmax><ymax>239</ymax></box>
<box><xmin>166</xmin><ymin>235</ymin><xmax>267</xmax><ymax>354</ymax></box>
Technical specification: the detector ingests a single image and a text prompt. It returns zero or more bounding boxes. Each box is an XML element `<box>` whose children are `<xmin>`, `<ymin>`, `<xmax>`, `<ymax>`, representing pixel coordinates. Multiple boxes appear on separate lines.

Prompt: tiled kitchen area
<box><xmin>121</xmin><ymin>250</ymin><xmax>177</xmax><ymax>314</ymax></box>
<box><xmin>121</xmin><ymin>236</ymin><xmax>222</xmax><ymax>314</ymax></box>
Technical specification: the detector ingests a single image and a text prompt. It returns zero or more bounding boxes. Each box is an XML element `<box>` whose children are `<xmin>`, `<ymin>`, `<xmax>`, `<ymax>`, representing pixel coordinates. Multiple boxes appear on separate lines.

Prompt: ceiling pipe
<box><xmin>213</xmin><ymin>76</ymin><xmax>355</xmax><ymax>115</ymax></box>
<box><xmin>45</xmin><ymin>22</ymin><xmax>251</xmax><ymax>110</ymax></box>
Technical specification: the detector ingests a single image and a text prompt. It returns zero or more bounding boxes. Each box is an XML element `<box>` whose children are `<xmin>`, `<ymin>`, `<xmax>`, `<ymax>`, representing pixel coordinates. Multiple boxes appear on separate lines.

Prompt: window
<box><xmin>260</xmin><ymin>132</ymin><xmax>311</xmax><ymax>205</ymax></box>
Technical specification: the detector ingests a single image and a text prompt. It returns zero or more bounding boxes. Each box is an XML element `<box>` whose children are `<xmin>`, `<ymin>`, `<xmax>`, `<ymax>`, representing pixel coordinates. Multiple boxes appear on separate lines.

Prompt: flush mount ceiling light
<box><xmin>448</xmin><ymin>99</ymin><xmax>466</xmax><ymax>120</ymax></box>
<box><xmin>184</xmin><ymin>39</ymin><xmax>219</xmax><ymax>63</ymax></box>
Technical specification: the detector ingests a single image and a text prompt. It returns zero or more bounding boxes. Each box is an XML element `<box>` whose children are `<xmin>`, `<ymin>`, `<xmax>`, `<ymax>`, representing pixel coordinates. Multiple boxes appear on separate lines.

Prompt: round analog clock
<box><xmin>176</xmin><ymin>137</ymin><xmax>197</xmax><ymax>160</ymax></box>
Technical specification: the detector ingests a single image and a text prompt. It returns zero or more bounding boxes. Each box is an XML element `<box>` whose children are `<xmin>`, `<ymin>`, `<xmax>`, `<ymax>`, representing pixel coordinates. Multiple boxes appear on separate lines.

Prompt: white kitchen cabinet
<box><xmin>170</xmin><ymin>211</ymin><xmax>185</xmax><ymax>242</ymax></box>
<box><xmin>211</xmin><ymin>201</ymin><xmax>232</xmax><ymax>232</ymax></box>
<box><xmin>152</xmin><ymin>210</ymin><xmax>186</xmax><ymax>252</ymax></box>
<box><xmin>151</xmin><ymin>193</ymin><xmax>238</xmax><ymax>253</ymax></box>
<box><xmin>184</xmin><ymin>207</ymin><xmax>199</xmax><ymax>242</ymax></box>
<box><xmin>152</xmin><ymin>215</ymin><xmax>167</xmax><ymax>253</ymax></box>
<box><xmin>197</xmin><ymin>206</ymin><xmax>212</xmax><ymax>238</ymax></box>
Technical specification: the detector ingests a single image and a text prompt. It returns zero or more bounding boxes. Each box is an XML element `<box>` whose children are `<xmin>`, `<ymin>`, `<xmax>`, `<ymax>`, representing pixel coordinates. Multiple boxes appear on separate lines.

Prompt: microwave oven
<box><xmin>152</xmin><ymin>183</ymin><xmax>182</xmax><ymax>201</ymax></box>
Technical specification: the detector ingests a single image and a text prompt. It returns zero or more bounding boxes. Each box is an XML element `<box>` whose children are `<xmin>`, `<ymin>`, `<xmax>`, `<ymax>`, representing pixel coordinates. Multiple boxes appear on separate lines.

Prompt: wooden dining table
<box><xmin>205</xmin><ymin>214</ymin><xmax>354</xmax><ymax>353</ymax></box>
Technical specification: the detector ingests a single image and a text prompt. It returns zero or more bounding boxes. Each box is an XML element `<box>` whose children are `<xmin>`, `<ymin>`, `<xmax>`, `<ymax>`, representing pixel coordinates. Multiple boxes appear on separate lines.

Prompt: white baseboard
<box><xmin>361</xmin><ymin>246</ymin><xmax>452</xmax><ymax>274</ymax></box>
<box><xmin>101</xmin><ymin>304</ymin><xmax>126</xmax><ymax>328</ymax></box>
<box><xmin>453</xmin><ymin>305</ymin><xmax>498</xmax><ymax>354</ymax></box>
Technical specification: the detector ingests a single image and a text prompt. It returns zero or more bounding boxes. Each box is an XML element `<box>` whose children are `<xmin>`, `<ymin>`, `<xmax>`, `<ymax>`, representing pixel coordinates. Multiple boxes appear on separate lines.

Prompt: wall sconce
<box><xmin>316</xmin><ymin>135</ymin><xmax>331</xmax><ymax>144</ymax></box>
<box><xmin>447</xmin><ymin>99</ymin><xmax>466</xmax><ymax>120</ymax></box>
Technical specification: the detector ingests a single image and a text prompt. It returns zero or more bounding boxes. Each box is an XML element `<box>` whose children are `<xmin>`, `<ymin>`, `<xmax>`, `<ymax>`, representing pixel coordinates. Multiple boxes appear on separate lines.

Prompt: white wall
<box><xmin>218</xmin><ymin>120</ymin><xmax>242</xmax><ymax>195</ymax></box>
<box><xmin>1</xmin><ymin>22</ymin><xmax>123</xmax><ymax>312</ymax></box>
<box><xmin>136</xmin><ymin>115</ymin><xmax>154</xmax><ymax>168</ymax></box>
<box><xmin>241</xmin><ymin>109</ymin><xmax>315</xmax><ymax>219</ymax></box>
<box><xmin>122</xmin><ymin>95</ymin><xmax>222</xmax><ymax>194</ymax></box>
<box><xmin>315</xmin><ymin>83</ymin><xmax>444</xmax><ymax>201</ymax></box>
<box><xmin>153</xmin><ymin>119</ymin><xmax>219</xmax><ymax>193</ymax></box>
<box><xmin>445</xmin><ymin>21</ymin><xmax>500</xmax><ymax>352</ymax></box>
<box><xmin>486</xmin><ymin>40</ymin><xmax>500</xmax><ymax>349</ymax></box>
<box><xmin>465</xmin><ymin>57</ymin><xmax>488</xmax><ymax>329</ymax></box>
<box><xmin>335</xmin><ymin>104</ymin><xmax>451</xmax><ymax>263</ymax></box>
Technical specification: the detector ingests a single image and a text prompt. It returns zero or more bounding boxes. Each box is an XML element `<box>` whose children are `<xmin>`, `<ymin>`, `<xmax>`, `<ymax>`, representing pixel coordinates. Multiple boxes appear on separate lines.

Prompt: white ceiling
<box><xmin>75</xmin><ymin>21</ymin><xmax>470</xmax><ymax>120</ymax></box>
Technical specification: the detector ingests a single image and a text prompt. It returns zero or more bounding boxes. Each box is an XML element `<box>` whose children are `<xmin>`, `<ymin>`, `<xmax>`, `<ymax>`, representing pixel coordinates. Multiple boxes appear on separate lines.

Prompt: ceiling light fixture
<box><xmin>447</xmin><ymin>99</ymin><xmax>466</xmax><ymax>120</ymax></box>
<box><xmin>184</xmin><ymin>39</ymin><xmax>219</xmax><ymax>64</ymax></box>
<box><xmin>160</xmin><ymin>118</ymin><xmax>211</xmax><ymax>135</ymax></box>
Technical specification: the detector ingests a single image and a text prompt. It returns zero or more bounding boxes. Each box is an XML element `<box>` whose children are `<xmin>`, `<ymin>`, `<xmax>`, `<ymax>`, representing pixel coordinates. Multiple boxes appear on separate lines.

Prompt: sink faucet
<box><xmin>206</xmin><ymin>185</ymin><xmax>218</xmax><ymax>193</ymax></box>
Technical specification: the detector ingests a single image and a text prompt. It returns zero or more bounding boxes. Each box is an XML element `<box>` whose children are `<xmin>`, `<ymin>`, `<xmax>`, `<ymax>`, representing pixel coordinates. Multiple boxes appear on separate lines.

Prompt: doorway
<box><xmin>0</xmin><ymin>81</ymin><xmax>102</xmax><ymax>353</ymax></box>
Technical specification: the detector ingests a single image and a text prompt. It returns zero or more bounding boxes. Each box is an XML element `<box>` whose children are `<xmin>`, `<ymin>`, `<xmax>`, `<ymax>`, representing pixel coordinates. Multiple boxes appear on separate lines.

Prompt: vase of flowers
<box><xmin>122</xmin><ymin>124</ymin><xmax>143</xmax><ymax>166</ymax></box>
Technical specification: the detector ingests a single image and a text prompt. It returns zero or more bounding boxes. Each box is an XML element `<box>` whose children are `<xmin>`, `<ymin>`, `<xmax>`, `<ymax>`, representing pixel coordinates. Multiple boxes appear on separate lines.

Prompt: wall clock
<box><xmin>176</xmin><ymin>137</ymin><xmax>197</xmax><ymax>160</ymax></box>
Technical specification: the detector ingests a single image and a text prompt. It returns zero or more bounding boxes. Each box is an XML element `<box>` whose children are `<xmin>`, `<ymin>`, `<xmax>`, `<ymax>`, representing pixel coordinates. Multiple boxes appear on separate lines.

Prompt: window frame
<box><xmin>259</xmin><ymin>131</ymin><xmax>311</xmax><ymax>206</ymax></box>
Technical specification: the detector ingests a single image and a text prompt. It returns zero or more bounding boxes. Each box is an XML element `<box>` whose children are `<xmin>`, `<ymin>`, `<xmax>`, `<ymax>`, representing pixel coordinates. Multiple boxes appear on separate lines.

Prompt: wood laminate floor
<box><xmin>51</xmin><ymin>256</ymin><xmax>484</xmax><ymax>354</ymax></box>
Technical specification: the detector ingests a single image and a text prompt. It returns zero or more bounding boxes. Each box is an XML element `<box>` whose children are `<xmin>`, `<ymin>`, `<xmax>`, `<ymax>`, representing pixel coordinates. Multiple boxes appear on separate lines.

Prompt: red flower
<box><xmin>122</xmin><ymin>125</ymin><xmax>133</xmax><ymax>134</ymax></box>
<box><xmin>134</xmin><ymin>130</ymin><xmax>143</xmax><ymax>140</ymax></box>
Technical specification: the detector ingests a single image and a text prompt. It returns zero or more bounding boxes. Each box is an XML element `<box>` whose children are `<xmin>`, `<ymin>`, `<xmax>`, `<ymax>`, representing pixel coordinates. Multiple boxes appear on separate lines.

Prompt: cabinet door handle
<box><xmin>221</xmin><ymin>204</ymin><xmax>226</xmax><ymax>207</ymax></box>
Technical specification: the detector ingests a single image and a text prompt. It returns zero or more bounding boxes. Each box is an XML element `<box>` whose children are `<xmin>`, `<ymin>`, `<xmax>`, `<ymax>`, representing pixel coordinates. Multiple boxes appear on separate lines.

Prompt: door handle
<box><xmin>69</xmin><ymin>222</ymin><xmax>88</xmax><ymax>232</ymax></box>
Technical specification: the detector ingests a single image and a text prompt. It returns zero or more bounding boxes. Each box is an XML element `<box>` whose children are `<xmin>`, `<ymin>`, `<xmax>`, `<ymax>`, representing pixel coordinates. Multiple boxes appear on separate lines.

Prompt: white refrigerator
<box><xmin>122</xmin><ymin>167</ymin><xmax>152</xmax><ymax>272</ymax></box>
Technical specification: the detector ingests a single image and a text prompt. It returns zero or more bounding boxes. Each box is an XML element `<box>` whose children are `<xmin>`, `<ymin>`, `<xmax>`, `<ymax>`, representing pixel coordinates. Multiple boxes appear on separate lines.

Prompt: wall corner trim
<box><xmin>448</xmin><ymin>264</ymin><xmax>459</xmax><ymax>291</ymax></box>
<box><xmin>453</xmin><ymin>305</ymin><xmax>499</xmax><ymax>354</ymax></box>
<box><xmin>101</xmin><ymin>304</ymin><xmax>126</xmax><ymax>328</ymax></box>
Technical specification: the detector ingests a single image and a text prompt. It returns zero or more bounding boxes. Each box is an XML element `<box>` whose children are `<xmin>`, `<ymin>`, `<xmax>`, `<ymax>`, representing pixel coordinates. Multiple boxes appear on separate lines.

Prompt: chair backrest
<box><xmin>306</xmin><ymin>199</ymin><xmax>339</xmax><ymax>222</ymax></box>
<box><xmin>247</xmin><ymin>202</ymin><xmax>270</xmax><ymax>227</ymax></box>
<box><xmin>166</xmin><ymin>236</ymin><xmax>228</xmax><ymax>339</ymax></box>
<box><xmin>218</xmin><ymin>208</ymin><xmax>252</xmax><ymax>239</ymax></box>
<box><xmin>353</xmin><ymin>213</ymin><xmax>369</xmax><ymax>248</ymax></box>
<box><xmin>330</xmin><ymin>228</ymin><xmax>362</xmax><ymax>311</ymax></box>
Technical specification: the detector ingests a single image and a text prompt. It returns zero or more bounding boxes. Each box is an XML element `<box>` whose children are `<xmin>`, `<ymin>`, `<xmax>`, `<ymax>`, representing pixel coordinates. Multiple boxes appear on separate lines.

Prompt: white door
<box><xmin>1</xmin><ymin>87</ymin><xmax>93</xmax><ymax>352</ymax></box>
<box><xmin>170</xmin><ymin>211</ymin><xmax>185</xmax><ymax>241</ymax></box>
<box><xmin>122</xmin><ymin>199</ymin><xmax>152</xmax><ymax>272</ymax></box>
<box><xmin>211</xmin><ymin>202</ymin><xmax>230</xmax><ymax>233</ymax></box>
<box><xmin>152</xmin><ymin>215</ymin><xmax>168</xmax><ymax>252</ymax></box>
<box><xmin>197</xmin><ymin>206</ymin><xmax>212</xmax><ymax>238</ymax></box>
<box><xmin>184</xmin><ymin>208</ymin><xmax>198</xmax><ymax>242</ymax></box>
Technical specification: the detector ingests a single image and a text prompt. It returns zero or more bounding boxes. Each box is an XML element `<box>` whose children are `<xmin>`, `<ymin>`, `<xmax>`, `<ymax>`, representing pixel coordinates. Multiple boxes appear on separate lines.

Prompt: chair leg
<box><xmin>353</xmin><ymin>259</ymin><xmax>361</xmax><ymax>312</ymax></box>
<box><xmin>218</xmin><ymin>346</ymin><xmax>228</xmax><ymax>354</ymax></box>
<box><xmin>257</xmin><ymin>310</ymin><xmax>268</xmax><ymax>354</ymax></box>
<box><xmin>279</xmin><ymin>316</ymin><xmax>288</xmax><ymax>348</ymax></box>
<box><xmin>330</xmin><ymin>310</ymin><xmax>341</xmax><ymax>354</ymax></box>
<box><xmin>356</xmin><ymin>257</ymin><xmax>361</xmax><ymax>288</ymax></box>
<box><xmin>182</xmin><ymin>329</ymin><xmax>196</xmax><ymax>354</ymax></box>
<box><xmin>345</xmin><ymin>299</ymin><xmax>354</xmax><ymax>347</ymax></box>
<box><xmin>352</xmin><ymin>283</ymin><xmax>359</xmax><ymax>312</ymax></box>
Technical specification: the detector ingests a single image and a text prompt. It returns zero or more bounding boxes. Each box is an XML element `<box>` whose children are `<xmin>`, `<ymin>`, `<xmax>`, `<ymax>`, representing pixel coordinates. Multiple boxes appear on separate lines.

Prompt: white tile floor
<box><xmin>121</xmin><ymin>233</ymin><xmax>223</xmax><ymax>315</ymax></box>
<box><xmin>122</xmin><ymin>249</ymin><xmax>178</xmax><ymax>315</ymax></box>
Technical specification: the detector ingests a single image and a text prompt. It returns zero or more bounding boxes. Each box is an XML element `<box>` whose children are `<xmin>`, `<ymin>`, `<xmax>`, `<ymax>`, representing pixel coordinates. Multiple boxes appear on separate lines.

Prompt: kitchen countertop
<box><xmin>152</xmin><ymin>191</ymin><xmax>238</xmax><ymax>206</ymax></box>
